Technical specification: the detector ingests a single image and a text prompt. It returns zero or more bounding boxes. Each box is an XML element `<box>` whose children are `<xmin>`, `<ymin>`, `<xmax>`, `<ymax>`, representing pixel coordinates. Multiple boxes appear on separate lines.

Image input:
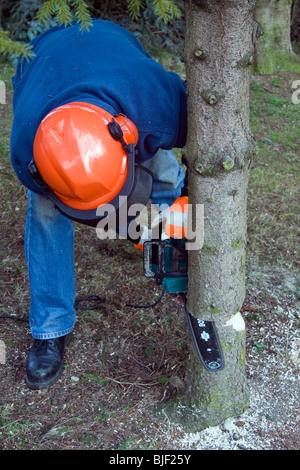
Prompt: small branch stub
<box><xmin>201</xmin><ymin>88</ymin><xmax>223</xmax><ymax>105</ymax></box>
<box><xmin>236</xmin><ymin>50</ymin><xmax>254</xmax><ymax>69</ymax></box>
<box><xmin>194</xmin><ymin>49</ymin><xmax>206</xmax><ymax>60</ymax></box>
<box><xmin>221</xmin><ymin>155</ymin><xmax>234</xmax><ymax>170</ymax></box>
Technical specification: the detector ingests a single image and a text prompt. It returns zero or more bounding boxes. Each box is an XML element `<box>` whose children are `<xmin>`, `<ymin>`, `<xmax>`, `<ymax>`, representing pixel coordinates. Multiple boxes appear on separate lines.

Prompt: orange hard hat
<box><xmin>33</xmin><ymin>102</ymin><xmax>139</xmax><ymax>210</ymax></box>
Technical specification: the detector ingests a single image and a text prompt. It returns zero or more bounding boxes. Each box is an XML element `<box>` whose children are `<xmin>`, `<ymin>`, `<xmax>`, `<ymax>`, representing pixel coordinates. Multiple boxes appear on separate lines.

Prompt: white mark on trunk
<box><xmin>224</xmin><ymin>312</ymin><xmax>245</xmax><ymax>332</ymax></box>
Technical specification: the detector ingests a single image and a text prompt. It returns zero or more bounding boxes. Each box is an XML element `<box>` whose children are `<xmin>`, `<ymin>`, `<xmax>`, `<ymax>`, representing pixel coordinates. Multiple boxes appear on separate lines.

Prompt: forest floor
<box><xmin>0</xmin><ymin>59</ymin><xmax>299</xmax><ymax>451</ymax></box>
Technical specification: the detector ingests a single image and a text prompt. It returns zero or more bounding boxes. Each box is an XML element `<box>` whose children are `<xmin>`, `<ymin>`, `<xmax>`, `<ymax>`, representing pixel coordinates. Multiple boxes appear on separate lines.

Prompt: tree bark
<box><xmin>161</xmin><ymin>0</ymin><xmax>257</xmax><ymax>432</ymax></box>
<box><xmin>254</xmin><ymin>0</ymin><xmax>300</xmax><ymax>72</ymax></box>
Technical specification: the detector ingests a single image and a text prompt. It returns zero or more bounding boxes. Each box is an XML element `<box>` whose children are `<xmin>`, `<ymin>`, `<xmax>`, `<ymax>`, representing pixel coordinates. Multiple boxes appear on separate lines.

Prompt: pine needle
<box><xmin>127</xmin><ymin>0</ymin><xmax>182</xmax><ymax>23</ymax></box>
<box><xmin>36</xmin><ymin>0</ymin><xmax>92</xmax><ymax>30</ymax></box>
<box><xmin>0</xmin><ymin>28</ymin><xmax>34</xmax><ymax>61</ymax></box>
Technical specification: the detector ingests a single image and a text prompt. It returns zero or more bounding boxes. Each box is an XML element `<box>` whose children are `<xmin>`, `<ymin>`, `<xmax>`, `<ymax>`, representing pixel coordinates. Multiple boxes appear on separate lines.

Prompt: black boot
<box><xmin>25</xmin><ymin>333</ymin><xmax>72</xmax><ymax>389</ymax></box>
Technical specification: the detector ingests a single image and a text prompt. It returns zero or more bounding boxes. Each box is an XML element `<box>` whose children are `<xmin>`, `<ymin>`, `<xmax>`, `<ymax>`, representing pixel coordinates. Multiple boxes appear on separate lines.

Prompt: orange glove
<box><xmin>134</xmin><ymin>196</ymin><xmax>189</xmax><ymax>250</ymax></box>
<box><xmin>164</xmin><ymin>196</ymin><xmax>189</xmax><ymax>239</ymax></box>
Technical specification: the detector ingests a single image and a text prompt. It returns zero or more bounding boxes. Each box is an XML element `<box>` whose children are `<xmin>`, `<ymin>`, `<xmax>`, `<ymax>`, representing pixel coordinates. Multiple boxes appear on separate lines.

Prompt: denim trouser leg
<box><xmin>140</xmin><ymin>149</ymin><xmax>185</xmax><ymax>207</ymax></box>
<box><xmin>25</xmin><ymin>190</ymin><xmax>76</xmax><ymax>339</ymax></box>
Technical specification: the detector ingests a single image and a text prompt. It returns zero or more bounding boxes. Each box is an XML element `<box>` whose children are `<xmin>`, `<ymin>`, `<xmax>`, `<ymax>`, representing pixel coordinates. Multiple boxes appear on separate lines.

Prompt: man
<box><xmin>10</xmin><ymin>19</ymin><xmax>187</xmax><ymax>389</ymax></box>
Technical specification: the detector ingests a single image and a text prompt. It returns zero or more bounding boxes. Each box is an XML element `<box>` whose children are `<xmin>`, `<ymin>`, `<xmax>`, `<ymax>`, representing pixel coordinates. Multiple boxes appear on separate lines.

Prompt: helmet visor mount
<box><xmin>28</xmin><ymin>114</ymin><xmax>153</xmax><ymax>229</ymax></box>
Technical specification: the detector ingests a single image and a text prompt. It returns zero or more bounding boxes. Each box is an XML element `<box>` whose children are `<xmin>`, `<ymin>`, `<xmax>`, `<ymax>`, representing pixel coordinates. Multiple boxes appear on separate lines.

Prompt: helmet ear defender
<box><xmin>108</xmin><ymin>118</ymin><xmax>125</xmax><ymax>142</ymax></box>
<box><xmin>28</xmin><ymin>105</ymin><xmax>153</xmax><ymax>229</ymax></box>
<box><xmin>108</xmin><ymin>114</ymin><xmax>138</xmax><ymax>148</ymax></box>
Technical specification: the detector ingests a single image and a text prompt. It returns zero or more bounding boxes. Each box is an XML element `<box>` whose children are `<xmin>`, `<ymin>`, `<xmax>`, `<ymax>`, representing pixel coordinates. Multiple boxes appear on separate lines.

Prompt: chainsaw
<box><xmin>142</xmin><ymin>232</ymin><xmax>224</xmax><ymax>373</ymax></box>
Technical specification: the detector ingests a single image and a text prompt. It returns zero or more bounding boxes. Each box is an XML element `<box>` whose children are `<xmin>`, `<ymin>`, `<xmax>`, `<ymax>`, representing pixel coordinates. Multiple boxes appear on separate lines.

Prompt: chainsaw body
<box><xmin>143</xmin><ymin>239</ymin><xmax>188</xmax><ymax>294</ymax></box>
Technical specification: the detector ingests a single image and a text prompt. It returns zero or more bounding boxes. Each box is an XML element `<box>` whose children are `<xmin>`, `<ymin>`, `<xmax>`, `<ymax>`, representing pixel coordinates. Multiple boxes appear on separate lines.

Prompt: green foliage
<box><xmin>150</xmin><ymin>0</ymin><xmax>181</xmax><ymax>22</ymax></box>
<box><xmin>0</xmin><ymin>28</ymin><xmax>35</xmax><ymax>62</ymax></box>
<box><xmin>0</xmin><ymin>0</ymin><xmax>182</xmax><ymax>61</ymax></box>
<box><xmin>0</xmin><ymin>0</ymin><xmax>44</xmax><ymax>62</ymax></box>
<box><xmin>36</xmin><ymin>0</ymin><xmax>93</xmax><ymax>31</ymax></box>
<box><xmin>128</xmin><ymin>0</ymin><xmax>181</xmax><ymax>23</ymax></box>
<box><xmin>127</xmin><ymin>0</ymin><xmax>146</xmax><ymax>20</ymax></box>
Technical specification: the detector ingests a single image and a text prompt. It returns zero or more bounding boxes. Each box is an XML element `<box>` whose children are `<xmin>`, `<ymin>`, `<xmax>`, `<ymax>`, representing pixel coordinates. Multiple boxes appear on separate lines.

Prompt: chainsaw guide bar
<box><xmin>184</xmin><ymin>305</ymin><xmax>225</xmax><ymax>372</ymax></box>
<box><xmin>143</xmin><ymin>240</ymin><xmax>224</xmax><ymax>372</ymax></box>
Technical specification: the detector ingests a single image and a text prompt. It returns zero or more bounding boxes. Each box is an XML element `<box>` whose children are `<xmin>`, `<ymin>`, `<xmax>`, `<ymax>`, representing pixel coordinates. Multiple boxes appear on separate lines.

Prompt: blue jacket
<box><xmin>10</xmin><ymin>19</ymin><xmax>187</xmax><ymax>193</ymax></box>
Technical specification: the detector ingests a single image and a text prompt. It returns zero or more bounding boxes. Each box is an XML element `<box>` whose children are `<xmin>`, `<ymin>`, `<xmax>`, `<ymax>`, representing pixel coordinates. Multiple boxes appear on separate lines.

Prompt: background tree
<box><xmin>253</xmin><ymin>0</ymin><xmax>300</xmax><ymax>73</ymax></box>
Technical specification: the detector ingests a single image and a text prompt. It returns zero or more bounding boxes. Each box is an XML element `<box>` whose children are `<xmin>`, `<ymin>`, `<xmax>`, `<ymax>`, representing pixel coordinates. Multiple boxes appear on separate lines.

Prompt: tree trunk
<box><xmin>254</xmin><ymin>0</ymin><xmax>300</xmax><ymax>73</ymax></box>
<box><xmin>161</xmin><ymin>0</ymin><xmax>257</xmax><ymax>432</ymax></box>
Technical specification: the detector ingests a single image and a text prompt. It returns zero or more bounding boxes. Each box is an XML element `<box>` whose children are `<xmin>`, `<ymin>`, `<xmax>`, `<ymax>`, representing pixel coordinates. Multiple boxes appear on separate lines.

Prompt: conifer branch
<box><xmin>72</xmin><ymin>0</ymin><xmax>93</xmax><ymax>31</ymax></box>
<box><xmin>0</xmin><ymin>28</ymin><xmax>34</xmax><ymax>61</ymax></box>
<box><xmin>150</xmin><ymin>0</ymin><xmax>182</xmax><ymax>23</ymax></box>
<box><xmin>127</xmin><ymin>0</ymin><xmax>146</xmax><ymax>21</ymax></box>
<box><xmin>127</xmin><ymin>0</ymin><xmax>181</xmax><ymax>23</ymax></box>
<box><xmin>36</xmin><ymin>0</ymin><xmax>92</xmax><ymax>29</ymax></box>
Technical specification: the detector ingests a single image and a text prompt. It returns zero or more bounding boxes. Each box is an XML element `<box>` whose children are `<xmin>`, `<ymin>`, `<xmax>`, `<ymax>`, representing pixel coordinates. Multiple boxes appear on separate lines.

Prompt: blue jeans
<box><xmin>25</xmin><ymin>149</ymin><xmax>185</xmax><ymax>339</ymax></box>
